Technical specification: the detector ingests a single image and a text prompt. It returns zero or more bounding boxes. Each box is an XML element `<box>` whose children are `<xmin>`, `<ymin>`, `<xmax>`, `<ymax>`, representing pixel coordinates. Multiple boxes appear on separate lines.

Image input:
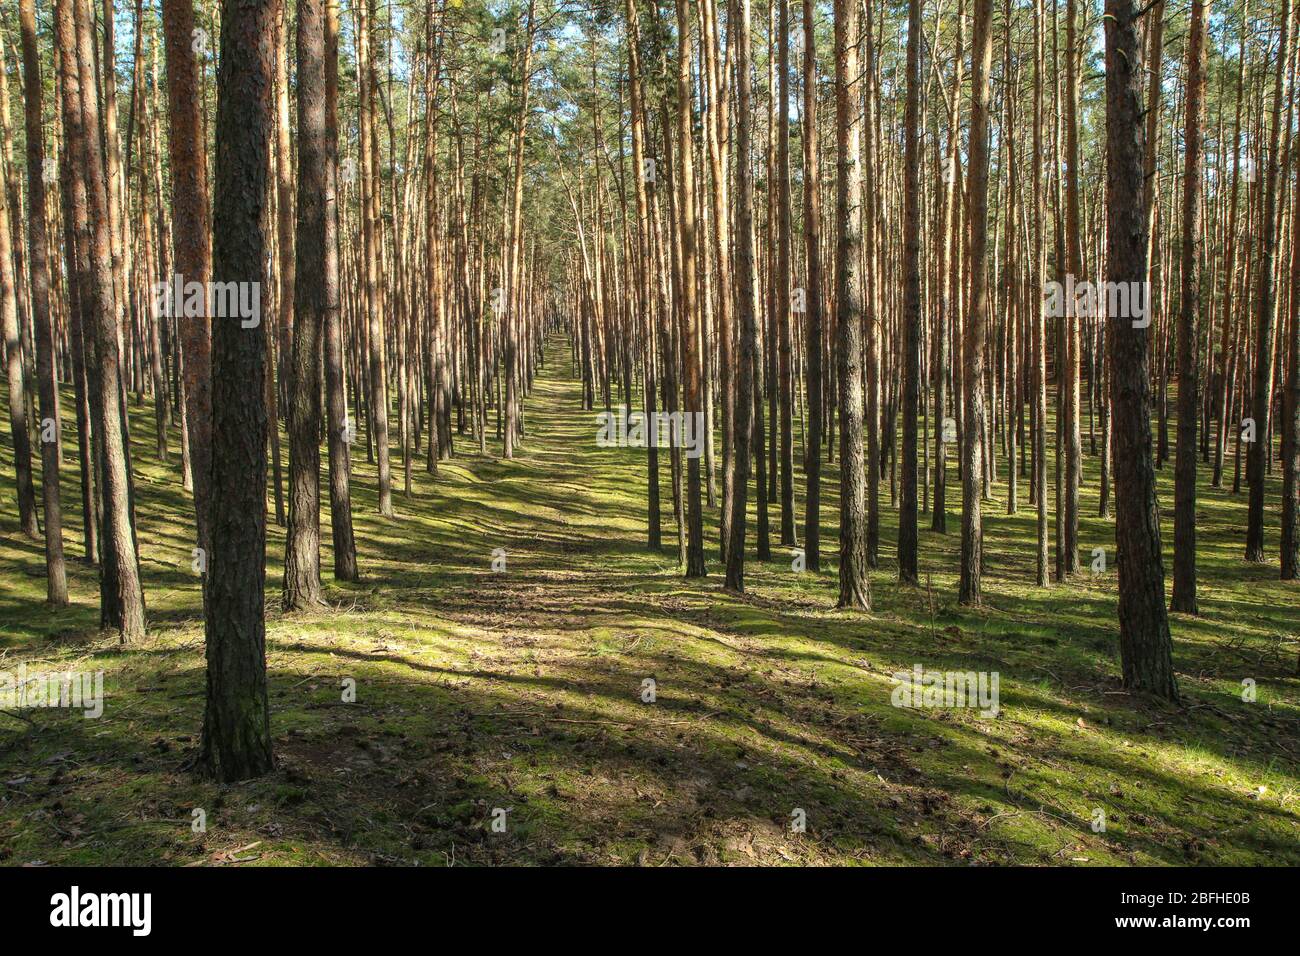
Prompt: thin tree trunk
<box><xmin>727</xmin><ymin>0</ymin><xmax>757</xmax><ymax>593</ymax></box>
<box><xmin>801</xmin><ymin>0</ymin><xmax>823</xmax><ymax>571</ymax></box>
<box><xmin>834</xmin><ymin>0</ymin><xmax>870</xmax><ymax>609</ymax></box>
<box><xmin>1172</xmin><ymin>0</ymin><xmax>1208</xmax><ymax>614</ymax></box>
<box><xmin>359</xmin><ymin>0</ymin><xmax>392</xmax><ymax>515</ymax></box>
<box><xmin>1247</xmin><ymin>0</ymin><xmax>1291</xmax><ymax>561</ymax></box>
<box><xmin>19</xmin><ymin>0</ymin><xmax>68</xmax><ymax>603</ymax></box>
<box><xmin>162</xmin><ymin>0</ymin><xmax>214</xmax><ymax>562</ymax></box>
<box><xmin>60</xmin><ymin>0</ymin><xmax>146</xmax><ymax>643</ymax></box>
<box><xmin>0</xmin><ymin>30</ymin><xmax>38</xmax><ymax>541</ymax></box>
<box><xmin>960</xmin><ymin>0</ymin><xmax>992</xmax><ymax>605</ymax></box>
<box><xmin>776</xmin><ymin>0</ymin><xmax>796</xmax><ymax>546</ymax></box>
<box><xmin>674</xmin><ymin>0</ymin><xmax>706</xmax><ymax>577</ymax></box>
<box><xmin>898</xmin><ymin>0</ymin><xmax>923</xmax><ymax>584</ymax></box>
<box><xmin>323</xmin><ymin>0</ymin><xmax>358</xmax><ymax>580</ymax></box>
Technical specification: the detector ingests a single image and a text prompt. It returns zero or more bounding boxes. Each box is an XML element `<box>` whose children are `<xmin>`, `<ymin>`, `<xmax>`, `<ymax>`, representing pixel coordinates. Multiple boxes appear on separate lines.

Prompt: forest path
<box><xmin>0</xmin><ymin>339</ymin><xmax>1298</xmax><ymax>865</ymax></box>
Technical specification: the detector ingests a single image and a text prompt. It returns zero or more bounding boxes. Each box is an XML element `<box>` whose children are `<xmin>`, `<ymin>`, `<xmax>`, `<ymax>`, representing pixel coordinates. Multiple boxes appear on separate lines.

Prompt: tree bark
<box><xmin>960</xmin><ymin>0</ymin><xmax>993</xmax><ymax>605</ymax></box>
<box><xmin>1247</xmin><ymin>0</ymin><xmax>1291</xmax><ymax>562</ymax></box>
<box><xmin>674</xmin><ymin>0</ymin><xmax>706</xmax><ymax>578</ymax></box>
<box><xmin>727</xmin><ymin>0</ymin><xmax>757</xmax><ymax>593</ymax></box>
<box><xmin>323</xmin><ymin>0</ymin><xmax>358</xmax><ymax>580</ymax></box>
<box><xmin>1172</xmin><ymin>0</ymin><xmax>1208</xmax><ymax>613</ymax></box>
<box><xmin>162</xmin><ymin>0</ymin><xmax>214</xmax><ymax>561</ymax></box>
<box><xmin>834</xmin><ymin>0</ymin><xmax>870</xmax><ymax>609</ymax></box>
<box><xmin>18</xmin><ymin>0</ymin><xmax>68</xmax><ymax>603</ymax></box>
<box><xmin>801</xmin><ymin>0</ymin><xmax>823</xmax><ymax>571</ymax></box>
<box><xmin>1104</xmin><ymin>0</ymin><xmax>1178</xmax><ymax>701</ymax></box>
<box><xmin>358</xmin><ymin>0</ymin><xmax>392</xmax><ymax>515</ymax></box>
<box><xmin>0</xmin><ymin>27</ymin><xmax>38</xmax><ymax>542</ymax></box>
<box><xmin>198</xmin><ymin>0</ymin><xmax>277</xmax><ymax>781</ymax></box>
<box><xmin>60</xmin><ymin>0</ymin><xmax>146</xmax><ymax>643</ymax></box>
<box><xmin>284</xmin><ymin>0</ymin><xmax>327</xmax><ymax>611</ymax></box>
<box><xmin>898</xmin><ymin>0</ymin><xmax>923</xmax><ymax>584</ymax></box>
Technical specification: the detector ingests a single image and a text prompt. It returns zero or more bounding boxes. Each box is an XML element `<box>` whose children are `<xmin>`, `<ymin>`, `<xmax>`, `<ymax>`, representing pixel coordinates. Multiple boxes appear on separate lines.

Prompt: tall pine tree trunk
<box><xmin>1172</xmin><ymin>0</ymin><xmax>1207</xmax><ymax>613</ymax></box>
<box><xmin>1104</xmin><ymin>0</ymin><xmax>1178</xmax><ymax>701</ymax></box>
<box><xmin>284</xmin><ymin>0</ymin><xmax>327</xmax><ymax>611</ymax></box>
<box><xmin>960</xmin><ymin>0</ymin><xmax>993</xmax><ymax>605</ymax></box>
<box><xmin>898</xmin><ymin>0</ymin><xmax>923</xmax><ymax>584</ymax></box>
<box><xmin>1247</xmin><ymin>0</ymin><xmax>1291</xmax><ymax>562</ymax></box>
<box><xmin>801</xmin><ymin>0</ymin><xmax>823</xmax><ymax>571</ymax></box>
<box><xmin>728</xmin><ymin>0</ymin><xmax>757</xmax><ymax>593</ymax></box>
<box><xmin>674</xmin><ymin>0</ymin><xmax>706</xmax><ymax>577</ymax></box>
<box><xmin>834</xmin><ymin>0</ymin><xmax>870</xmax><ymax>609</ymax></box>
<box><xmin>162</xmin><ymin>0</ymin><xmax>214</xmax><ymax>562</ymax></box>
<box><xmin>60</xmin><ymin>0</ymin><xmax>146</xmax><ymax>643</ymax></box>
<box><xmin>19</xmin><ymin>0</ymin><xmax>68</xmax><ymax>603</ymax></box>
<box><xmin>199</xmin><ymin>0</ymin><xmax>277</xmax><ymax>781</ymax></box>
<box><xmin>323</xmin><ymin>0</ymin><xmax>358</xmax><ymax>580</ymax></box>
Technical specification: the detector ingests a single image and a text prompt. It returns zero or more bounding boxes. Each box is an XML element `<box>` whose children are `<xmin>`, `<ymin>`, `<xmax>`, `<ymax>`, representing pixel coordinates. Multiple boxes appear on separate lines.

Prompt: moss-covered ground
<box><xmin>1</xmin><ymin>343</ymin><xmax>1296</xmax><ymax>865</ymax></box>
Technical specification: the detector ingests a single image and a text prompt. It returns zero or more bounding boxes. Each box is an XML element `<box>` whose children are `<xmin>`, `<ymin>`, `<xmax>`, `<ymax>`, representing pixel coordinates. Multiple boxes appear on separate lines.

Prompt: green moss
<box><xmin>0</xmin><ymin>351</ymin><xmax>1296</xmax><ymax>865</ymax></box>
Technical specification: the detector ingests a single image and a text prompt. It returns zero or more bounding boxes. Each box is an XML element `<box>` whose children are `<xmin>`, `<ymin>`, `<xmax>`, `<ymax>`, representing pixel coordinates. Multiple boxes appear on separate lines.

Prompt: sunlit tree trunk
<box><xmin>834</xmin><ymin>0</ymin><xmax>870</xmax><ymax>609</ymax></box>
<box><xmin>674</xmin><ymin>0</ymin><xmax>706</xmax><ymax>577</ymax></box>
<box><xmin>323</xmin><ymin>0</ymin><xmax>358</xmax><ymax>580</ymax></box>
<box><xmin>59</xmin><ymin>0</ymin><xmax>147</xmax><ymax>643</ymax></box>
<box><xmin>960</xmin><ymin>0</ymin><xmax>992</xmax><ymax>606</ymax></box>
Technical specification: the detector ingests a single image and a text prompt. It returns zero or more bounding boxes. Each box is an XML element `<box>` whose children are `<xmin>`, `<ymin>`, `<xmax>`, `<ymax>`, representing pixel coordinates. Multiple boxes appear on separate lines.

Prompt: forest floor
<box><xmin>1</xmin><ymin>342</ymin><xmax>1298</xmax><ymax>866</ymax></box>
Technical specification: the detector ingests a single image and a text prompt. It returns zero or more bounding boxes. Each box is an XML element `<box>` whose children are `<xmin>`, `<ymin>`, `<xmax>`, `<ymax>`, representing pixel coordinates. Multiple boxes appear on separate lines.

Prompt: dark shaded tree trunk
<box><xmin>862</xmin><ymin>0</ymin><xmax>880</xmax><ymax>568</ymax></box>
<box><xmin>1247</xmin><ymin>0</ymin><xmax>1291</xmax><ymax>562</ymax></box>
<box><xmin>19</xmin><ymin>0</ymin><xmax>68</xmax><ymax>603</ymax></box>
<box><xmin>1104</xmin><ymin>0</ymin><xmax>1178</xmax><ymax>701</ymax></box>
<box><xmin>1062</xmin><ymin>0</ymin><xmax>1083</xmax><ymax>576</ymax></box>
<box><xmin>1033</xmin><ymin>0</ymin><xmax>1048</xmax><ymax>587</ymax></box>
<box><xmin>897</xmin><ymin>0</ymin><xmax>923</xmax><ymax>585</ymax></box>
<box><xmin>323</xmin><ymin>0</ymin><xmax>358</xmax><ymax>581</ymax></box>
<box><xmin>162</xmin><ymin>0</ymin><xmax>214</xmax><ymax>562</ymax></box>
<box><xmin>933</xmin><ymin>0</ymin><xmax>964</xmax><ymax>536</ymax></box>
<box><xmin>284</xmin><ymin>0</ymin><xmax>327</xmax><ymax>611</ymax></box>
<box><xmin>1286</xmin><ymin>12</ymin><xmax>1300</xmax><ymax>580</ymax></box>
<box><xmin>358</xmin><ymin>0</ymin><xmax>392</xmax><ymax>515</ymax></box>
<box><xmin>727</xmin><ymin>0</ymin><xmax>757</xmax><ymax>593</ymax></box>
<box><xmin>775</xmin><ymin>0</ymin><xmax>796</xmax><ymax>548</ymax></box>
<box><xmin>1172</xmin><ymin>0</ymin><xmax>1207</xmax><ymax>614</ymax></box>
<box><xmin>1214</xmin><ymin>1</ymin><xmax>1249</xmax><ymax>491</ymax></box>
<box><xmin>198</xmin><ymin>0</ymin><xmax>277</xmax><ymax>782</ymax></box>
<box><xmin>0</xmin><ymin>45</ymin><xmax>38</xmax><ymax>542</ymax></box>
<box><xmin>801</xmin><ymin>0</ymin><xmax>823</xmax><ymax>571</ymax></box>
<box><xmin>56</xmin><ymin>46</ymin><xmax>99</xmax><ymax>567</ymax></box>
